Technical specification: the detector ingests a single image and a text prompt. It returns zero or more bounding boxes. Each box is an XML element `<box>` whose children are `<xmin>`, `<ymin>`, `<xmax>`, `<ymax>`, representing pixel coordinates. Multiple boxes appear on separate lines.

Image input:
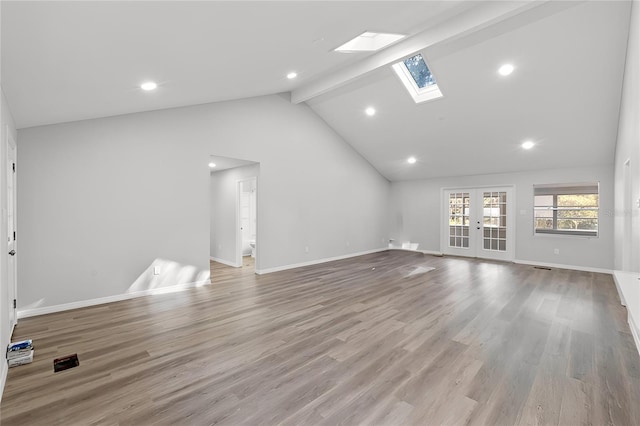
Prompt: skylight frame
<box><xmin>334</xmin><ymin>31</ymin><xmax>406</xmax><ymax>53</ymax></box>
<box><xmin>392</xmin><ymin>54</ymin><xmax>443</xmax><ymax>104</ymax></box>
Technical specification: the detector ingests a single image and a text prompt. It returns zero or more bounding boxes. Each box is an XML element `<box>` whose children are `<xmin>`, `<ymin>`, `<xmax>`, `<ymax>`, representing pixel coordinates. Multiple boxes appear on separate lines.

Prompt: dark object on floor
<box><xmin>534</xmin><ymin>266</ymin><xmax>552</xmax><ymax>270</ymax></box>
<box><xmin>53</xmin><ymin>354</ymin><xmax>79</xmax><ymax>372</ymax></box>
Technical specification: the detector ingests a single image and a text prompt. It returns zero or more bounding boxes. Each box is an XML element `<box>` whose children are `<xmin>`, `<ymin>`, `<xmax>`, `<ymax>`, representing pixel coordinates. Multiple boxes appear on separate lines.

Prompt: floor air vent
<box><xmin>54</xmin><ymin>354</ymin><xmax>79</xmax><ymax>372</ymax></box>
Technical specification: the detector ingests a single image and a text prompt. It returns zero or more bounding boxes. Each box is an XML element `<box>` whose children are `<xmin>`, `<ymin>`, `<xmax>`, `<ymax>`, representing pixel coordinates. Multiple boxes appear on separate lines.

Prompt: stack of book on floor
<box><xmin>7</xmin><ymin>339</ymin><xmax>34</xmax><ymax>367</ymax></box>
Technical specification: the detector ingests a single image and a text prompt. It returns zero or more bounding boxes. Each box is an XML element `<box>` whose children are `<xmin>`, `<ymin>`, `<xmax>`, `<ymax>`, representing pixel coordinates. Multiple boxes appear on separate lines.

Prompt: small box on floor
<box><xmin>8</xmin><ymin>350</ymin><xmax>34</xmax><ymax>367</ymax></box>
<box><xmin>7</xmin><ymin>339</ymin><xmax>34</xmax><ymax>367</ymax></box>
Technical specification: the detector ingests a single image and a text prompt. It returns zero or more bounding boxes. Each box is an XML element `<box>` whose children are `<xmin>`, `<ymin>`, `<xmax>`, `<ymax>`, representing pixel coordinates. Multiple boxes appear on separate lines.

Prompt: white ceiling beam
<box><xmin>291</xmin><ymin>0</ymin><xmax>579</xmax><ymax>104</ymax></box>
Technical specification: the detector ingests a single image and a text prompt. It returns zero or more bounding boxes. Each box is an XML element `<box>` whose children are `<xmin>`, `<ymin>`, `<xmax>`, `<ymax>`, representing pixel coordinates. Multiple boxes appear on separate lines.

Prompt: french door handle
<box><xmin>8</xmin><ymin>250</ymin><xmax>16</xmax><ymax>256</ymax></box>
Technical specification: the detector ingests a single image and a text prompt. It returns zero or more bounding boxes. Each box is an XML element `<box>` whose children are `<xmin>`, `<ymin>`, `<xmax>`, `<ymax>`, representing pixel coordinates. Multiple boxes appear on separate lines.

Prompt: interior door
<box><xmin>7</xmin><ymin>129</ymin><xmax>17</xmax><ymax>327</ymax></box>
<box><xmin>240</xmin><ymin>192</ymin><xmax>251</xmax><ymax>255</ymax></box>
<box><xmin>443</xmin><ymin>187</ymin><xmax>514</xmax><ymax>261</ymax></box>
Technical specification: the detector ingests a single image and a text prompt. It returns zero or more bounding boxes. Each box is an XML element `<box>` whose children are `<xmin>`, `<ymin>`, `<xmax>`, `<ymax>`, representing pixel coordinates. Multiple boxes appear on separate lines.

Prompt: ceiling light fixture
<box><xmin>521</xmin><ymin>141</ymin><xmax>535</xmax><ymax>150</ymax></box>
<box><xmin>335</xmin><ymin>31</ymin><xmax>405</xmax><ymax>53</ymax></box>
<box><xmin>365</xmin><ymin>107</ymin><xmax>376</xmax><ymax>116</ymax></box>
<box><xmin>498</xmin><ymin>64</ymin><xmax>515</xmax><ymax>76</ymax></box>
<box><xmin>287</xmin><ymin>72</ymin><xmax>298</xmax><ymax>80</ymax></box>
<box><xmin>140</xmin><ymin>81</ymin><xmax>158</xmax><ymax>91</ymax></box>
<box><xmin>208</xmin><ymin>162</ymin><xmax>216</xmax><ymax>168</ymax></box>
<box><xmin>407</xmin><ymin>156</ymin><xmax>417</xmax><ymax>164</ymax></box>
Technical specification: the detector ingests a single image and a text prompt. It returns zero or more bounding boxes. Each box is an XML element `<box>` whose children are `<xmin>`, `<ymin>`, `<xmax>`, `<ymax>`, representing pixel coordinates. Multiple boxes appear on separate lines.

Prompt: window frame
<box><xmin>533</xmin><ymin>183</ymin><xmax>599</xmax><ymax>238</ymax></box>
<box><xmin>391</xmin><ymin>53</ymin><xmax>443</xmax><ymax>104</ymax></box>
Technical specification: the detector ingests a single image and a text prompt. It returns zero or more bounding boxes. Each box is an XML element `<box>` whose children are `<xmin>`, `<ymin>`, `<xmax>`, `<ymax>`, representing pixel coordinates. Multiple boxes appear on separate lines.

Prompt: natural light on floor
<box><xmin>127</xmin><ymin>258</ymin><xmax>210</xmax><ymax>295</ymax></box>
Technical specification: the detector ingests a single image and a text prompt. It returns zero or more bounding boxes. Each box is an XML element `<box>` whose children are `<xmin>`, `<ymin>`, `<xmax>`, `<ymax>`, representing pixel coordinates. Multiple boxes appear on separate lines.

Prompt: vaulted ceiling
<box><xmin>1</xmin><ymin>1</ymin><xmax>632</xmax><ymax>181</ymax></box>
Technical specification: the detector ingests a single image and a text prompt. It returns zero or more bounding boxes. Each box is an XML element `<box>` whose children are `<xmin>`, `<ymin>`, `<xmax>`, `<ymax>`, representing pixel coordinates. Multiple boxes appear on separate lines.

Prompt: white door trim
<box><xmin>441</xmin><ymin>185</ymin><xmax>516</xmax><ymax>262</ymax></box>
<box><xmin>5</xmin><ymin>126</ymin><xmax>17</xmax><ymax>330</ymax></box>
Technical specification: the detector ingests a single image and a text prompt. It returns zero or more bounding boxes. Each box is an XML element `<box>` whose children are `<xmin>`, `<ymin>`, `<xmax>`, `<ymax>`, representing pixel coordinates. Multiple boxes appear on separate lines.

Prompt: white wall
<box><xmin>16</xmin><ymin>94</ymin><xmax>390</xmax><ymax>312</ymax></box>
<box><xmin>613</xmin><ymin>1</ymin><xmax>640</xmax><ymax>350</ymax></box>
<box><xmin>389</xmin><ymin>165</ymin><xmax>614</xmax><ymax>270</ymax></box>
<box><xmin>1</xmin><ymin>0</ymin><xmax>21</xmax><ymax>393</ymax></box>
<box><xmin>614</xmin><ymin>1</ymin><xmax>640</xmax><ymax>273</ymax></box>
<box><xmin>210</xmin><ymin>164</ymin><xmax>259</xmax><ymax>266</ymax></box>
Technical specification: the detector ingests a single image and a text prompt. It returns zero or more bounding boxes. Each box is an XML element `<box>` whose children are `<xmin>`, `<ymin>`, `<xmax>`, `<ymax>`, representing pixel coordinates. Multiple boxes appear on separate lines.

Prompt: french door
<box><xmin>442</xmin><ymin>187</ymin><xmax>514</xmax><ymax>261</ymax></box>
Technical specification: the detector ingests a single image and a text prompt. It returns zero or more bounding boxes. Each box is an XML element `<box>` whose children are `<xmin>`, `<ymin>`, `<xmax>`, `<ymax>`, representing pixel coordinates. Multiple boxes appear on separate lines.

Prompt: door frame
<box><xmin>6</xmin><ymin>126</ymin><xmax>17</xmax><ymax>329</ymax></box>
<box><xmin>440</xmin><ymin>185</ymin><xmax>515</xmax><ymax>262</ymax></box>
<box><xmin>623</xmin><ymin>158</ymin><xmax>632</xmax><ymax>271</ymax></box>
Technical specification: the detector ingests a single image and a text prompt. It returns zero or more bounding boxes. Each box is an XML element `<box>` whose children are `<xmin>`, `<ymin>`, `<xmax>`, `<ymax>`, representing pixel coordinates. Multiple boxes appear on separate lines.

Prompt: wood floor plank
<box><xmin>1</xmin><ymin>251</ymin><xmax>639</xmax><ymax>425</ymax></box>
<box><xmin>568</xmin><ymin>329</ymin><xmax>595</xmax><ymax>383</ymax></box>
<box><xmin>517</xmin><ymin>353</ymin><xmax>567</xmax><ymax>426</ymax></box>
<box><xmin>558</xmin><ymin>377</ymin><xmax>593</xmax><ymax>426</ymax></box>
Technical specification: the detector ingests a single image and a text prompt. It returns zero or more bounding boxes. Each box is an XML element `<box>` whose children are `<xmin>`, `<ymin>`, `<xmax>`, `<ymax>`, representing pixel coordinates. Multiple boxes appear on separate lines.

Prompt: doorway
<box><xmin>209</xmin><ymin>156</ymin><xmax>259</xmax><ymax>272</ymax></box>
<box><xmin>442</xmin><ymin>186</ymin><xmax>514</xmax><ymax>261</ymax></box>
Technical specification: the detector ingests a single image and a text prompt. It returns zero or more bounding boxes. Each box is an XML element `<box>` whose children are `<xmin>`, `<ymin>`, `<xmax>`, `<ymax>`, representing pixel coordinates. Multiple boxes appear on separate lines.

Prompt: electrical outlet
<box><xmin>553</xmin><ymin>248</ymin><xmax>560</xmax><ymax>255</ymax></box>
<box><xmin>305</xmin><ymin>246</ymin><xmax>309</xmax><ymax>253</ymax></box>
<box><xmin>346</xmin><ymin>241</ymin><xmax>350</xmax><ymax>247</ymax></box>
<box><xmin>153</xmin><ymin>266</ymin><xmax>160</xmax><ymax>275</ymax></box>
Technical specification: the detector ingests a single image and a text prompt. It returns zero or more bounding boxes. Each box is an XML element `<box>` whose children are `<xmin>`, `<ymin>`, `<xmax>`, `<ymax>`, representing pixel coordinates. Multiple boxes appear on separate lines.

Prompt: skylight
<box><xmin>335</xmin><ymin>31</ymin><xmax>405</xmax><ymax>53</ymax></box>
<box><xmin>403</xmin><ymin>55</ymin><xmax>436</xmax><ymax>88</ymax></box>
<box><xmin>392</xmin><ymin>53</ymin><xmax>443</xmax><ymax>104</ymax></box>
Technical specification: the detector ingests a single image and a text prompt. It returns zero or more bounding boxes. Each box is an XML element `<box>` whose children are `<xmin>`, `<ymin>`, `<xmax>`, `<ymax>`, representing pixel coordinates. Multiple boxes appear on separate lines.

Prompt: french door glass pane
<box><xmin>449</xmin><ymin>193</ymin><xmax>470</xmax><ymax>248</ymax></box>
<box><xmin>483</xmin><ymin>191</ymin><xmax>507</xmax><ymax>252</ymax></box>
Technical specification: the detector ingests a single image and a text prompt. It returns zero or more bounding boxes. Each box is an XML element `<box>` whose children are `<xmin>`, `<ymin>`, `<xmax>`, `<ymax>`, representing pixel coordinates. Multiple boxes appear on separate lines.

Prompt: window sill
<box><xmin>534</xmin><ymin>231</ymin><xmax>598</xmax><ymax>239</ymax></box>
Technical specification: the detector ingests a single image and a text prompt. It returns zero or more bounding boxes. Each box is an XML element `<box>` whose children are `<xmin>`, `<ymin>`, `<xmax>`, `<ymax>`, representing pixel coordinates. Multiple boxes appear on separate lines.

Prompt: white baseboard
<box><xmin>255</xmin><ymin>247</ymin><xmax>388</xmax><ymax>275</ymax></box>
<box><xmin>0</xmin><ymin>322</ymin><xmax>15</xmax><ymax>402</ymax></box>
<box><xmin>612</xmin><ymin>270</ymin><xmax>640</xmax><ymax>357</ymax></box>
<box><xmin>612</xmin><ymin>271</ymin><xmax>629</xmax><ymax>306</ymax></box>
<box><xmin>629</xmin><ymin>310</ymin><xmax>640</xmax><ymax>358</ymax></box>
<box><xmin>17</xmin><ymin>279</ymin><xmax>211</xmax><ymax>319</ymax></box>
<box><xmin>210</xmin><ymin>256</ymin><xmax>240</xmax><ymax>268</ymax></box>
<box><xmin>0</xmin><ymin>361</ymin><xmax>6</xmax><ymax>403</ymax></box>
<box><xmin>513</xmin><ymin>259</ymin><xmax>613</xmax><ymax>275</ymax></box>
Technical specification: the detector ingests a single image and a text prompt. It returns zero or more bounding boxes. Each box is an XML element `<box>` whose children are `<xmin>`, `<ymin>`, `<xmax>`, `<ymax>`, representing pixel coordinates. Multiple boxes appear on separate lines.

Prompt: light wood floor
<box><xmin>2</xmin><ymin>251</ymin><xmax>639</xmax><ymax>425</ymax></box>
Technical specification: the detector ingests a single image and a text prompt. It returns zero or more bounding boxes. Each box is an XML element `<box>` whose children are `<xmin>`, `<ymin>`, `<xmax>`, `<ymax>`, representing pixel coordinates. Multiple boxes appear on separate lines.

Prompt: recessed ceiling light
<box><xmin>521</xmin><ymin>141</ymin><xmax>535</xmax><ymax>150</ymax></box>
<box><xmin>335</xmin><ymin>31</ymin><xmax>405</xmax><ymax>53</ymax></box>
<box><xmin>208</xmin><ymin>162</ymin><xmax>216</xmax><ymax>168</ymax></box>
<box><xmin>407</xmin><ymin>156</ymin><xmax>417</xmax><ymax>164</ymax></box>
<box><xmin>365</xmin><ymin>107</ymin><xmax>376</xmax><ymax>116</ymax></box>
<box><xmin>140</xmin><ymin>81</ymin><xmax>158</xmax><ymax>91</ymax></box>
<box><xmin>498</xmin><ymin>64</ymin><xmax>515</xmax><ymax>76</ymax></box>
<box><xmin>287</xmin><ymin>72</ymin><xmax>298</xmax><ymax>80</ymax></box>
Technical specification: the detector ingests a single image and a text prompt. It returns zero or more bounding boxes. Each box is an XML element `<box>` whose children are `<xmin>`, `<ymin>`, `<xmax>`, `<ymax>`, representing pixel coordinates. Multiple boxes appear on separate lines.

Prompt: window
<box><xmin>392</xmin><ymin>53</ymin><xmax>443</xmax><ymax>103</ymax></box>
<box><xmin>403</xmin><ymin>54</ymin><xmax>436</xmax><ymax>88</ymax></box>
<box><xmin>533</xmin><ymin>183</ymin><xmax>599</xmax><ymax>237</ymax></box>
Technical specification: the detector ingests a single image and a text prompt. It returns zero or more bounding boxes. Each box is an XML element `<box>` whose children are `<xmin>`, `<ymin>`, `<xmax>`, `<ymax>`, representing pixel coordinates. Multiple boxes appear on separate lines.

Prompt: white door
<box><xmin>240</xmin><ymin>192</ymin><xmax>251</xmax><ymax>255</ymax></box>
<box><xmin>443</xmin><ymin>187</ymin><xmax>514</xmax><ymax>261</ymax></box>
<box><xmin>6</xmin><ymin>129</ymin><xmax>17</xmax><ymax>327</ymax></box>
<box><xmin>236</xmin><ymin>177</ymin><xmax>257</xmax><ymax>267</ymax></box>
